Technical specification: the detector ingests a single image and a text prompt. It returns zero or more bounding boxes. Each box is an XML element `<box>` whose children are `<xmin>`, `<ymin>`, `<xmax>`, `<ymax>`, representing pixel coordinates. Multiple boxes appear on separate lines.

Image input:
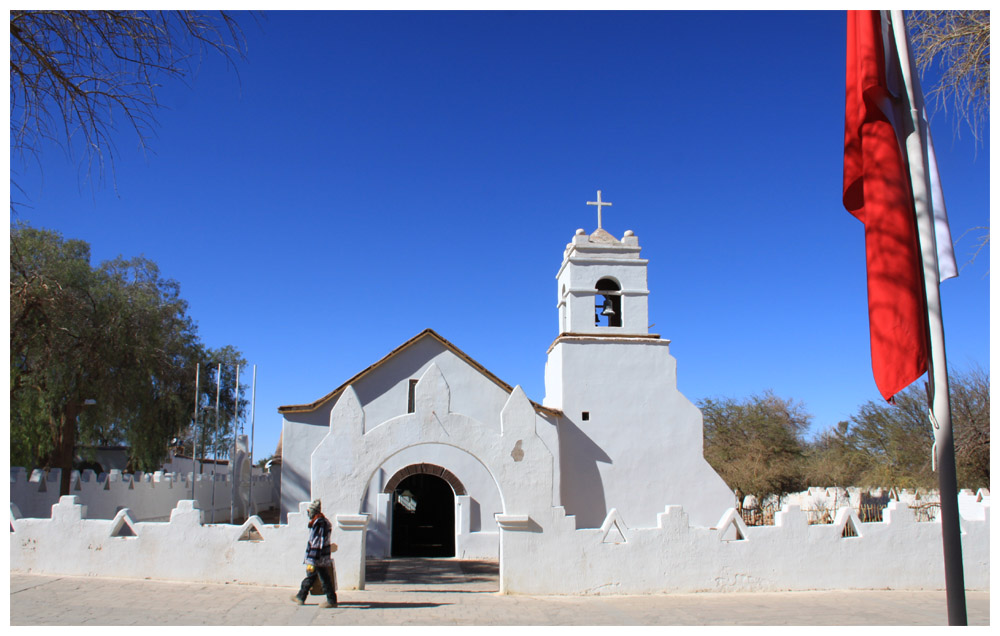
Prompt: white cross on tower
<box><xmin>587</xmin><ymin>190</ymin><xmax>613</xmax><ymax>229</ymax></box>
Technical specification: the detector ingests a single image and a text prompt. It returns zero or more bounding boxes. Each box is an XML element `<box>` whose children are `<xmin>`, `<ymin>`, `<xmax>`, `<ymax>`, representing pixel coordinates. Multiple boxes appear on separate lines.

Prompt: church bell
<box><xmin>601</xmin><ymin>298</ymin><xmax>616</xmax><ymax>316</ymax></box>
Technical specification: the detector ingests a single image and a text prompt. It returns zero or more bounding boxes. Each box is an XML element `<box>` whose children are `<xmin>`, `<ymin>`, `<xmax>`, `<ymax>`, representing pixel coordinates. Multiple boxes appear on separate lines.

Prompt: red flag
<box><xmin>843</xmin><ymin>10</ymin><xmax>928</xmax><ymax>401</ymax></box>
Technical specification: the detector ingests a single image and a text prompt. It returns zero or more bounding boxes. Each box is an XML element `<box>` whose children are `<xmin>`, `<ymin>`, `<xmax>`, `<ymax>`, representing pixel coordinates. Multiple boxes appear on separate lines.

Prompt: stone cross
<box><xmin>587</xmin><ymin>190</ymin><xmax>613</xmax><ymax>229</ymax></box>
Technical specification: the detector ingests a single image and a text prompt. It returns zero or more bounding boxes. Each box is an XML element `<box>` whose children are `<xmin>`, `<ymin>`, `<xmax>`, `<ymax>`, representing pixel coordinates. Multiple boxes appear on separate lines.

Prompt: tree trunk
<box><xmin>54</xmin><ymin>402</ymin><xmax>81</xmax><ymax>496</ymax></box>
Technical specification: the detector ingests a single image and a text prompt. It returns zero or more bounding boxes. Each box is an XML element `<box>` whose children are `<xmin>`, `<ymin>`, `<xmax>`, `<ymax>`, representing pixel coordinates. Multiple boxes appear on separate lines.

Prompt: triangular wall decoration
<box><xmin>841</xmin><ymin>516</ymin><xmax>859</xmax><ymax>538</ymax></box>
<box><xmin>714</xmin><ymin>508</ymin><xmax>749</xmax><ymax>542</ymax></box>
<box><xmin>603</xmin><ymin>521</ymin><xmax>627</xmax><ymax>544</ymax></box>
<box><xmin>110</xmin><ymin>509</ymin><xmax>137</xmax><ymax>538</ymax></box>
<box><xmin>833</xmin><ymin>506</ymin><xmax>862</xmax><ymax>539</ymax></box>
<box><xmin>721</xmin><ymin>518</ymin><xmax>746</xmax><ymax>541</ymax></box>
<box><xmin>599</xmin><ymin>508</ymin><xmax>629</xmax><ymax>544</ymax></box>
<box><xmin>237</xmin><ymin>518</ymin><xmax>265</xmax><ymax>542</ymax></box>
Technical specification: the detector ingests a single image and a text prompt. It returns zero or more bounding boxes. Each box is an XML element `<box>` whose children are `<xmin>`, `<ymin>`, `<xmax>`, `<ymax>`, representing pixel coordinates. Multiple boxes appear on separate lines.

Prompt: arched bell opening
<box><xmin>389</xmin><ymin>472</ymin><xmax>456</xmax><ymax>557</ymax></box>
<box><xmin>595</xmin><ymin>278</ymin><xmax>622</xmax><ymax>327</ymax></box>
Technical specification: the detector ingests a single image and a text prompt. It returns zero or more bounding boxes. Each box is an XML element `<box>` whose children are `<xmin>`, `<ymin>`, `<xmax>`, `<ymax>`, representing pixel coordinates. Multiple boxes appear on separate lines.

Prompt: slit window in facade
<box><xmin>407</xmin><ymin>379</ymin><xmax>419</xmax><ymax>413</ymax></box>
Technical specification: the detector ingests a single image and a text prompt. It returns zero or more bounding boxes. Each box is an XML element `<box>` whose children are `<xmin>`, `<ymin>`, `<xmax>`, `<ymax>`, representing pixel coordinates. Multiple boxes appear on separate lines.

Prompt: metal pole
<box><xmin>192</xmin><ymin>363</ymin><xmax>200</xmax><ymax>500</ymax></box>
<box><xmin>212</xmin><ymin>363</ymin><xmax>221</xmax><ymax>524</ymax></box>
<box><xmin>249</xmin><ymin>364</ymin><xmax>257</xmax><ymax>517</ymax></box>
<box><xmin>231</xmin><ymin>364</ymin><xmax>240</xmax><ymax>524</ymax></box>
<box><xmin>891</xmin><ymin>11</ymin><xmax>967</xmax><ymax>625</ymax></box>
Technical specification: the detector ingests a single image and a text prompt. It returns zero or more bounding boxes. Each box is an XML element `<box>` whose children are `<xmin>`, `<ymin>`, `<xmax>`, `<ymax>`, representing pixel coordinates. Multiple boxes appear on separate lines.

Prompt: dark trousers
<box><xmin>297</xmin><ymin>565</ymin><xmax>337</xmax><ymax>603</ymax></box>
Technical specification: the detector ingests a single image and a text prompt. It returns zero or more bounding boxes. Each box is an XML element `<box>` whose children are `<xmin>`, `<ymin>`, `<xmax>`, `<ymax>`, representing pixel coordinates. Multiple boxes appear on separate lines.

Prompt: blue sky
<box><xmin>10</xmin><ymin>10</ymin><xmax>990</xmax><ymax>463</ymax></box>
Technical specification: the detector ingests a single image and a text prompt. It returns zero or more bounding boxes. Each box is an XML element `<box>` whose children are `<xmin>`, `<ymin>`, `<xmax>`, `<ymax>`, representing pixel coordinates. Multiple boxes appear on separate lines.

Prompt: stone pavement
<box><xmin>9</xmin><ymin>559</ymin><xmax>990</xmax><ymax>626</ymax></box>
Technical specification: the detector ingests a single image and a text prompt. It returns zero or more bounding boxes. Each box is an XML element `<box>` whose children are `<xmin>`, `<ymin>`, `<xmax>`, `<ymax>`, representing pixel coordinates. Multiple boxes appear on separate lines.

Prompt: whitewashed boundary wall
<box><xmin>11</xmin><ymin>498</ymin><xmax>311</xmax><ymax>587</ymax></box>
<box><xmin>779</xmin><ymin>486</ymin><xmax>990</xmax><ymax>523</ymax></box>
<box><xmin>10</xmin><ymin>495</ymin><xmax>989</xmax><ymax>595</ymax></box>
<box><xmin>497</xmin><ymin>500</ymin><xmax>989</xmax><ymax>595</ymax></box>
<box><xmin>10</xmin><ymin>468</ymin><xmax>277</xmax><ymax>522</ymax></box>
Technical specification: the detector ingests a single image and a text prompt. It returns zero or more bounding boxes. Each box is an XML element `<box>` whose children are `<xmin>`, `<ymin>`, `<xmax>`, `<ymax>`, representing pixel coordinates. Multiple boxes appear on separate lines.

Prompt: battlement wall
<box><xmin>10</xmin><ymin>467</ymin><xmax>278</xmax><ymax>523</ymax></box>
<box><xmin>498</xmin><ymin>498</ymin><xmax>990</xmax><ymax>595</ymax></box>
<box><xmin>10</xmin><ymin>494</ymin><xmax>990</xmax><ymax>595</ymax></box>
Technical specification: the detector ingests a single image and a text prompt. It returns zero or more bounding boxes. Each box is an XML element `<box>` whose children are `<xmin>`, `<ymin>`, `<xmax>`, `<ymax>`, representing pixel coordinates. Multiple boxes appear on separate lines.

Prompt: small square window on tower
<box><xmin>582</xmin><ymin>411</ymin><xmax>590</xmax><ymax>421</ymax></box>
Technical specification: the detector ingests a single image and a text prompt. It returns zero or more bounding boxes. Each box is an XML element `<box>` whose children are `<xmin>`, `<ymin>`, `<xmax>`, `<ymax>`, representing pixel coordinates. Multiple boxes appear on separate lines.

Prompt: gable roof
<box><xmin>277</xmin><ymin>328</ymin><xmax>561</xmax><ymax>417</ymax></box>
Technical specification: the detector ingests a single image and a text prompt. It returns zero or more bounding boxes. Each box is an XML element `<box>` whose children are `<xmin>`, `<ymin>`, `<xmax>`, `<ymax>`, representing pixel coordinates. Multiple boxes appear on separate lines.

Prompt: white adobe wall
<box><xmin>11</xmin><ymin>497</ymin><xmax>310</xmax><ymax>586</ymax></box>
<box><xmin>497</xmin><ymin>500</ymin><xmax>990</xmax><ymax>595</ymax></box>
<box><xmin>546</xmin><ymin>336</ymin><xmax>734</xmax><ymax>530</ymax></box>
<box><xmin>279</xmin><ymin>416</ymin><xmax>329</xmax><ymax>522</ymax></box>
<box><xmin>10</xmin><ymin>467</ymin><xmax>277</xmax><ymax>522</ymax></box>
<box><xmin>12</xmin><ymin>495</ymin><xmax>989</xmax><ymax>596</ymax></box>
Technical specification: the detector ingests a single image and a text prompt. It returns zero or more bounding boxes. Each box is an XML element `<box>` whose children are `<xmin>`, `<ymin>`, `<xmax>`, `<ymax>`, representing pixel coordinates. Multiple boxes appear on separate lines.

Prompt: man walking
<box><xmin>291</xmin><ymin>499</ymin><xmax>338</xmax><ymax>607</ymax></box>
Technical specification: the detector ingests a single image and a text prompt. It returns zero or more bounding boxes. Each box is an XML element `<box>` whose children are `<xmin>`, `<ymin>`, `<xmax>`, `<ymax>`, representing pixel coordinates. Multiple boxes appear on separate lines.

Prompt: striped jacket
<box><xmin>303</xmin><ymin>514</ymin><xmax>333</xmax><ymax>566</ymax></box>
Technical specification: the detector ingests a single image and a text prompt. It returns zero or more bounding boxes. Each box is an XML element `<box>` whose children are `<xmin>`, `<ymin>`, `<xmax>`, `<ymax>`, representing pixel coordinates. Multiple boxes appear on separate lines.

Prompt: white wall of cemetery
<box><xmin>10</xmin><ymin>467</ymin><xmax>277</xmax><ymax>522</ymax></box>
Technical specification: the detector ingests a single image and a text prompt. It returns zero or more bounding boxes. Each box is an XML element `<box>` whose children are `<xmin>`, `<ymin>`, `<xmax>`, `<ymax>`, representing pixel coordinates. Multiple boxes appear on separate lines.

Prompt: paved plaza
<box><xmin>10</xmin><ymin>559</ymin><xmax>990</xmax><ymax>626</ymax></box>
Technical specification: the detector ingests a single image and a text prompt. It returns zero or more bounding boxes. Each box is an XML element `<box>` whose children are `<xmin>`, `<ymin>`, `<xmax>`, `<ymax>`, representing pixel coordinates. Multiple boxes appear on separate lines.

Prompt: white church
<box><xmin>277</xmin><ymin>192</ymin><xmax>735</xmax><ymax>563</ymax></box>
<box><xmin>12</xmin><ymin>194</ymin><xmax>989</xmax><ymax>594</ymax></box>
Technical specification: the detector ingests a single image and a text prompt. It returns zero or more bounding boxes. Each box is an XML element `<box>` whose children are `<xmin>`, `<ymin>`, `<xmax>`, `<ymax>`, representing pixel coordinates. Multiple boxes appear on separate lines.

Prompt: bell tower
<box><xmin>555</xmin><ymin>226</ymin><xmax>650</xmax><ymax>335</ymax></box>
<box><xmin>543</xmin><ymin>192</ymin><xmax>734</xmax><ymax>531</ymax></box>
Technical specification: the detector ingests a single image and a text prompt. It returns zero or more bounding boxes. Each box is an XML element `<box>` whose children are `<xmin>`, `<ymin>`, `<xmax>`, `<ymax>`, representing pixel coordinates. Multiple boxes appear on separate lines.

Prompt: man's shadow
<box><xmin>333</xmin><ymin>601</ymin><xmax>453</xmax><ymax>609</ymax></box>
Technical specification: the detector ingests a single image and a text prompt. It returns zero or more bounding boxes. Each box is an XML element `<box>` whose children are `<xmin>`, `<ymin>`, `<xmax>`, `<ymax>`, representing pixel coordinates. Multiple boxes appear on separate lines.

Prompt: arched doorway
<box><xmin>390</xmin><ymin>473</ymin><xmax>456</xmax><ymax>557</ymax></box>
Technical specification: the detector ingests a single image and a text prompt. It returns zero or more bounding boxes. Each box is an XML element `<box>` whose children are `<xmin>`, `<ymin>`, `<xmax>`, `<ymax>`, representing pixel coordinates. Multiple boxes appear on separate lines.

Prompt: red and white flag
<box><xmin>842</xmin><ymin>10</ymin><xmax>958</xmax><ymax>402</ymax></box>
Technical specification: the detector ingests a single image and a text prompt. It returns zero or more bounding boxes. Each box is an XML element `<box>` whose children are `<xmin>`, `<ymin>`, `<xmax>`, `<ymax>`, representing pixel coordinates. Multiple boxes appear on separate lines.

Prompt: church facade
<box><xmin>277</xmin><ymin>219</ymin><xmax>734</xmax><ymax>564</ymax></box>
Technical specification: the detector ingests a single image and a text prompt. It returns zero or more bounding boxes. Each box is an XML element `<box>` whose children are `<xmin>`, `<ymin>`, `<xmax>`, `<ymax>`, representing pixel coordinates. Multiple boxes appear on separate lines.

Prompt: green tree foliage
<box><xmin>10</xmin><ymin>224</ymin><xmax>247</xmax><ymax>492</ymax></box>
<box><xmin>805</xmin><ymin>368</ymin><xmax>990</xmax><ymax>491</ymax></box>
<box><xmin>190</xmin><ymin>345</ymin><xmax>249</xmax><ymax>463</ymax></box>
<box><xmin>844</xmin><ymin>388</ymin><xmax>935</xmax><ymax>489</ymax></box>
<box><xmin>949</xmin><ymin>366</ymin><xmax>989</xmax><ymax>488</ymax></box>
<box><xmin>699</xmin><ymin>391</ymin><xmax>811</xmax><ymax>502</ymax></box>
<box><xmin>802</xmin><ymin>421</ymin><xmax>868</xmax><ymax>488</ymax></box>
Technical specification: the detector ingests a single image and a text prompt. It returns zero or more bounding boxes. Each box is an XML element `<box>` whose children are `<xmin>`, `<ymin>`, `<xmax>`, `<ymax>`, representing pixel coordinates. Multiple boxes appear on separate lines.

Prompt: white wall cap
<box><xmin>336</xmin><ymin>514</ymin><xmax>370</xmax><ymax>530</ymax></box>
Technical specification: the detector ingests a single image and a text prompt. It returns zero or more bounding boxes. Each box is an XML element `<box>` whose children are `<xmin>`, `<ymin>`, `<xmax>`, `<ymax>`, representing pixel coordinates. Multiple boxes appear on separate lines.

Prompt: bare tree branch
<box><xmin>908</xmin><ymin>10</ymin><xmax>990</xmax><ymax>142</ymax></box>
<box><xmin>9</xmin><ymin>10</ymin><xmax>250</xmax><ymax>194</ymax></box>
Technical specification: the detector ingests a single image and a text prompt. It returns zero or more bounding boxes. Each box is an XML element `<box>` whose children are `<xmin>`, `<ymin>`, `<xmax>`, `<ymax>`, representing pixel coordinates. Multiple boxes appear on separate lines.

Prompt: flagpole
<box><xmin>248</xmin><ymin>364</ymin><xmax>257</xmax><ymax>517</ymax></box>
<box><xmin>231</xmin><ymin>364</ymin><xmax>240</xmax><ymax>524</ymax></box>
<box><xmin>890</xmin><ymin>11</ymin><xmax>967</xmax><ymax>625</ymax></box>
<box><xmin>192</xmin><ymin>363</ymin><xmax>200</xmax><ymax>501</ymax></box>
<box><xmin>212</xmin><ymin>363</ymin><xmax>222</xmax><ymax>524</ymax></box>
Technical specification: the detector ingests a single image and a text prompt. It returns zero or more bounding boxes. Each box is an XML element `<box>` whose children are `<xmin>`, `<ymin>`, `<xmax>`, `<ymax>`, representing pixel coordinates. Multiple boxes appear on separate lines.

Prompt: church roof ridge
<box><xmin>277</xmin><ymin>328</ymin><xmax>561</xmax><ymax>418</ymax></box>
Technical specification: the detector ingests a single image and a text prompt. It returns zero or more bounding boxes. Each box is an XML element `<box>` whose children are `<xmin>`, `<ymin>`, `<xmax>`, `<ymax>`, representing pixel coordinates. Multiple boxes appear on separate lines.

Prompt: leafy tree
<box><xmin>255</xmin><ymin>454</ymin><xmax>274</xmax><ymax>470</ymax></box>
<box><xmin>10</xmin><ymin>224</ymin><xmax>247</xmax><ymax>492</ymax></box>
<box><xmin>802</xmin><ymin>420</ymin><xmax>868</xmax><ymax>488</ymax></box>
<box><xmin>807</xmin><ymin>367</ymin><xmax>990</xmax><ymax>491</ymax></box>
<box><xmin>699</xmin><ymin>391</ymin><xmax>811</xmax><ymax>502</ymax></box>
<box><xmin>9</xmin><ymin>10</ymin><xmax>248</xmax><ymax>189</ymax></box>
<box><xmin>843</xmin><ymin>388</ymin><xmax>935</xmax><ymax>490</ymax></box>
<box><xmin>947</xmin><ymin>366</ymin><xmax>989</xmax><ymax>489</ymax></box>
<box><xmin>189</xmin><ymin>345</ymin><xmax>249</xmax><ymax>467</ymax></box>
